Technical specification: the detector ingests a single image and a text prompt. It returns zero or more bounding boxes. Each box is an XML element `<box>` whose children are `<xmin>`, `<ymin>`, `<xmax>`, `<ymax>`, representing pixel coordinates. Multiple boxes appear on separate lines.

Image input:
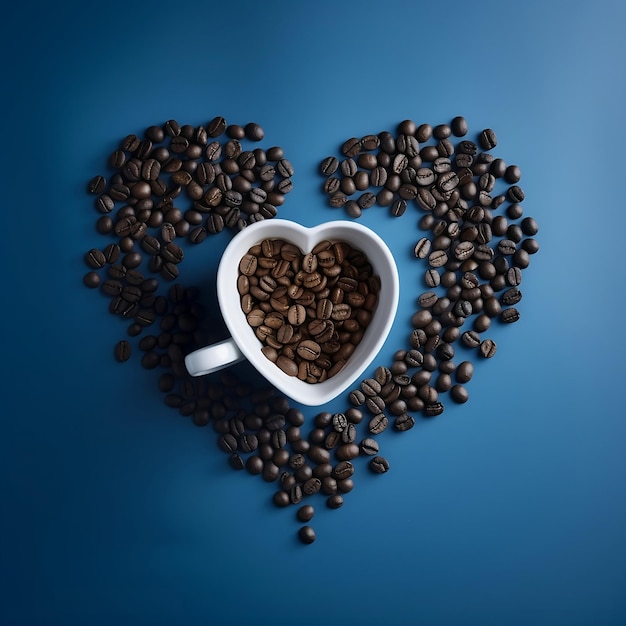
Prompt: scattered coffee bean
<box><xmin>83</xmin><ymin>271</ymin><xmax>101</xmax><ymax>288</ymax></box>
<box><xmin>359</xmin><ymin>437</ymin><xmax>379</xmax><ymax>455</ymax></box>
<box><xmin>327</xmin><ymin>494</ymin><xmax>343</xmax><ymax>509</ymax></box>
<box><xmin>450</xmin><ymin>384</ymin><xmax>469</xmax><ymax>404</ymax></box>
<box><xmin>297</xmin><ymin>505</ymin><xmax>315</xmax><ymax>522</ymax></box>
<box><xmin>114</xmin><ymin>340</ymin><xmax>132</xmax><ymax>362</ymax></box>
<box><xmin>298</xmin><ymin>525</ymin><xmax>316</xmax><ymax>544</ymax></box>
<box><xmin>369</xmin><ymin>456</ymin><xmax>390</xmax><ymax>474</ymax></box>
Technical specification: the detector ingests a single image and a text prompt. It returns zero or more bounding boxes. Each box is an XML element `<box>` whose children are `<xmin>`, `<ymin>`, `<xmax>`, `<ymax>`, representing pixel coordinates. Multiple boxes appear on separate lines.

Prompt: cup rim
<box><xmin>216</xmin><ymin>218</ymin><xmax>399</xmax><ymax>406</ymax></box>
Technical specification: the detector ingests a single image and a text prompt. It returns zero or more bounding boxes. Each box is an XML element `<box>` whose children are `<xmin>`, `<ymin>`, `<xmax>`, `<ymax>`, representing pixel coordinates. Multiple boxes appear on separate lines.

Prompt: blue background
<box><xmin>2</xmin><ymin>1</ymin><xmax>625</xmax><ymax>624</ymax></box>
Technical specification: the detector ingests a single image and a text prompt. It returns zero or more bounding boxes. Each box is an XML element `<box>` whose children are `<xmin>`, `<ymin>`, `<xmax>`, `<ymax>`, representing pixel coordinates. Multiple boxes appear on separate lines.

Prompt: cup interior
<box><xmin>216</xmin><ymin>219</ymin><xmax>399</xmax><ymax>406</ymax></box>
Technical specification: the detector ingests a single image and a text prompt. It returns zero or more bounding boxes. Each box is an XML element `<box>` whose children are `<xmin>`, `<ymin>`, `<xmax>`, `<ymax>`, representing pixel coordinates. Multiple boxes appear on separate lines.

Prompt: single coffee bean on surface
<box><xmin>298</xmin><ymin>525</ymin><xmax>316</xmax><ymax>545</ymax></box>
<box><xmin>114</xmin><ymin>340</ymin><xmax>132</xmax><ymax>362</ymax></box>
<box><xmin>369</xmin><ymin>456</ymin><xmax>390</xmax><ymax>474</ymax></box>
<box><xmin>297</xmin><ymin>505</ymin><xmax>315</xmax><ymax>522</ymax></box>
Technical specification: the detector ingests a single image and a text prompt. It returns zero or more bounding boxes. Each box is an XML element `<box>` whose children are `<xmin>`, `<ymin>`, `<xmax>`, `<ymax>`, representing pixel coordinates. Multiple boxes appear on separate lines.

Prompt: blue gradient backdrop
<box><xmin>2</xmin><ymin>1</ymin><xmax>625</xmax><ymax>625</ymax></box>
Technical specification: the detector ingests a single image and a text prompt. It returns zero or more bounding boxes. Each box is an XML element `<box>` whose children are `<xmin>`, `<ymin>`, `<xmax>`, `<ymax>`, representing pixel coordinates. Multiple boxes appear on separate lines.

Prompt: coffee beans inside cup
<box><xmin>238</xmin><ymin>238</ymin><xmax>380</xmax><ymax>382</ymax></box>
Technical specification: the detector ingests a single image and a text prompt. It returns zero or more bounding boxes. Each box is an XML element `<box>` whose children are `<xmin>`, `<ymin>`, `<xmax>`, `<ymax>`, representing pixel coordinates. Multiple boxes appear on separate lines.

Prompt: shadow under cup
<box><xmin>184</xmin><ymin>219</ymin><xmax>399</xmax><ymax>406</ymax></box>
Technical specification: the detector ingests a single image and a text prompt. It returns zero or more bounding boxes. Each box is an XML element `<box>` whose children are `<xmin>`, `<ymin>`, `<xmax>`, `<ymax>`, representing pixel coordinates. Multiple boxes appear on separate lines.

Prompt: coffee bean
<box><xmin>320</xmin><ymin>156</ymin><xmax>339</xmax><ymax>176</ymax></box>
<box><xmin>332</xmin><ymin>461</ymin><xmax>355</xmax><ymax>481</ymax></box>
<box><xmin>455</xmin><ymin>361</ymin><xmax>474</xmax><ymax>383</ymax></box>
<box><xmin>85</xmin><ymin>248</ymin><xmax>107</xmax><ymax>269</ymax></box>
<box><xmin>83</xmin><ymin>271</ymin><xmax>101</xmax><ymax>288</ymax></box>
<box><xmin>113</xmin><ymin>340</ymin><xmax>131</xmax><ymax>362</ymax></box>
<box><xmin>297</xmin><ymin>505</ymin><xmax>315</xmax><ymax>522</ymax></box>
<box><xmin>507</xmin><ymin>185</ymin><xmax>525</xmax><ymax>203</ymax></box>
<box><xmin>424</xmin><ymin>402</ymin><xmax>444</xmax><ymax>417</ymax></box>
<box><xmin>506</xmin><ymin>267</ymin><xmax>522</xmax><ymax>286</ymax></box>
<box><xmin>448</xmin><ymin>384</ymin><xmax>468</xmax><ymax>404</ymax></box>
<box><xmin>368</xmin><ymin>413</ymin><xmax>388</xmax><ymax>435</ymax></box>
<box><xmin>479</xmin><ymin>339</ymin><xmax>497</xmax><ymax>358</ymax></box>
<box><xmin>369</xmin><ymin>456</ymin><xmax>390</xmax><ymax>474</ymax></box>
<box><xmin>451</xmin><ymin>116</ymin><xmax>468</xmax><ymax>137</ymax></box>
<box><xmin>327</xmin><ymin>494</ymin><xmax>343</xmax><ymax>509</ymax></box>
<box><xmin>394</xmin><ymin>413</ymin><xmax>415</xmax><ymax>432</ymax></box>
<box><xmin>341</xmin><ymin>423</ymin><xmax>357</xmax><ymax>444</ymax></box>
<box><xmin>359</xmin><ymin>437</ymin><xmax>379</xmax><ymax>455</ymax></box>
<box><xmin>335</xmin><ymin>443</ymin><xmax>360</xmax><ymax>461</ymax></box>
<box><xmin>303</xmin><ymin>477</ymin><xmax>322</xmax><ymax>495</ymax></box>
<box><xmin>298</xmin><ymin>525</ymin><xmax>316</xmax><ymax>545</ymax></box>
<box><xmin>271</xmin><ymin>490</ymin><xmax>290</xmax><ymax>507</ymax></box>
<box><xmin>501</xmin><ymin>307</ymin><xmax>520</xmax><ymax>323</ymax></box>
<box><xmin>462</xmin><ymin>330</ymin><xmax>481</xmax><ymax>348</ymax></box>
<box><xmin>479</xmin><ymin>128</ymin><xmax>498</xmax><ymax>150</ymax></box>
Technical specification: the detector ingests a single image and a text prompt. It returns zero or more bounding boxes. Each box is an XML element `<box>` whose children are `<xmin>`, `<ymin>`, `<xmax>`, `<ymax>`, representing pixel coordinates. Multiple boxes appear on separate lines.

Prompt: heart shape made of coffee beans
<box><xmin>83</xmin><ymin>115</ymin><xmax>539</xmax><ymax>545</ymax></box>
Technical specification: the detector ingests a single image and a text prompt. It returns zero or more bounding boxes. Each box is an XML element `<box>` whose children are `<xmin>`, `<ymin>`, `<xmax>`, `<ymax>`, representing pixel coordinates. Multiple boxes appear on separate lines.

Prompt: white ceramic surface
<box><xmin>184</xmin><ymin>219</ymin><xmax>399</xmax><ymax>406</ymax></box>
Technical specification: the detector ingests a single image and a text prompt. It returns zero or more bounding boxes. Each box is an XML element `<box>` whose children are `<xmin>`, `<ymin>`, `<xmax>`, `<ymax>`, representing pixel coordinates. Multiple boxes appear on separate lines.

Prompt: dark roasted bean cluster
<box><xmin>83</xmin><ymin>116</ymin><xmax>538</xmax><ymax>545</ymax></box>
<box><xmin>238</xmin><ymin>237</ymin><xmax>379</xmax><ymax>382</ymax></box>
<box><xmin>319</xmin><ymin>117</ymin><xmax>538</xmax><ymax>419</ymax></box>
<box><xmin>83</xmin><ymin>117</ymin><xmax>294</xmax><ymax>340</ymax></box>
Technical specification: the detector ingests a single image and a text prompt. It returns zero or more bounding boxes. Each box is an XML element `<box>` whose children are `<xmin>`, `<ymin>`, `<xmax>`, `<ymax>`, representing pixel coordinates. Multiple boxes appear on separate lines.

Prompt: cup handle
<box><xmin>184</xmin><ymin>338</ymin><xmax>245</xmax><ymax>377</ymax></box>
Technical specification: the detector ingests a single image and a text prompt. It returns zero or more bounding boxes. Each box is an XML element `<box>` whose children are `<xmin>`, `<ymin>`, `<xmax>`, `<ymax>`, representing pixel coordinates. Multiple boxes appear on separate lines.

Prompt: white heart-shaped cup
<box><xmin>184</xmin><ymin>219</ymin><xmax>399</xmax><ymax>406</ymax></box>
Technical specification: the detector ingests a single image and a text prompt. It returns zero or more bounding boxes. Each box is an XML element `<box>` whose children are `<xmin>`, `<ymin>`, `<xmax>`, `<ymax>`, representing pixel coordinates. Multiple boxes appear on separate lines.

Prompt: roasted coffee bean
<box><xmin>451</xmin><ymin>116</ymin><xmax>468</xmax><ymax>137</ymax></box>
<box><xmin>453</xmin><ymin>361</ymin><xmax>473</xmax><ymax>385</ymax></box>
<box><xmin>262</xmin><ymin>461</ymin><xmax>280</xmax><ymax>483</ymax></box>
<box><xmin>302</xmin><ymin>477</ymin><xmax>322</xmax><ymax>496</ymax></box>
<box><xmin>394</xmin><ymin>413</ymin><xmax>415</xmax><ymax>432</ymax></box>
<box><xmin>479</xmin><ymin>338</ymin><xmax>497</xmax><ymax>358</ymax></box>
<box><xmin>298</xmin><ymin>525</ymin><xmax>316</xmax><ymax>544</ymax></box>
<box><xmin>87</xmin><ymin>175</ymin><xmax>106</xmax><ymax>194</ymax></box>
<box><xmin>273</xmin><ymin>490</ymin><xmax>291</xmax><ymax>507</ymax></box>
<box><xmin>359</xmin><ymin>437</ymin><xmax>379</xmax><ymax>455</ymax></box>
<box><xmin>114</xmin><ymin>340</ymin><xmax>131</xmax><ymax>362</ymax></box>
<box><xmin>360</xmin><ymin>378</ymin><xmax>381</xmax><ymax>397</ymax></box>
<box><xmin>501</xmin><ymin>287</ymin><xmax>523</xmax><ymax>305</ymax></box>
<box><xmin>365</xmin><ymin>395</ymin><xmax>385</xmax><ymax>414</ymax></box>
<box><xmin>369</xmin><ymin>456</ymin><xmax>390</xmax><ymax>474</ymax></box>
<box><xmin>218</xmin><ymin>433</ymin><xmax>238</xmax><ymax>453</ymax></box>
<box><xmin>331</xmin><ymin>412</ymin><xmax>348</xmax><ymax>432</ymax></box>
<box><xmin>160</xmin><ymin>222</ymin><xmax>176</xmax><ymax>243</ymax></box>
<box><xmin>341</xmin><ymin>423</ymin><xmax>356</xmax><ymax>443</ymax></box>
<box><xmin>295</xmin><ymin>505</ymin><xmax>315</xmax><ymax>524</ymax></box>
<box><xmin>507</xmin><ymin>185</ymin><xmax>525</xmax><ymax>203</ymax></box>
<box><xmin>326</xmin><ymin>494</ymin><xmax>343</xmax><ymax>509</ymax></box>
<box><xmin>501</xmin><ymin>307</ymin><xmax>520</xmax><ymax>323</ymax></box>
<box><xmin>349</xmin><ymin>389</ymin><xmax>366</xmax><ymax>406</ymax></box>
<box><xmin>83</xmin><ymin>271</ymin><xmax>100</xmax><ymax>288</ymax></box>
<box><xmin>462</xmin><ymin>330</ymin><xmax>481</xmax><ymax>348</ymax></box>
<box><xmin>245</xmin><ymin>455</ymin><xmax>264</xmax><ymax>475</ymax></box>
<box><xmin>414</xmin><ymin>237</ymin><xmax>431</xmax><ymax>259</ymax></box>
<box><xmin>450</xmin><ymin>385</ymin><xmax>469</xmax><ymax>404</ymax></box>
<box><xmin>506</xmin><ymin>267</ymin><xmax>523</xmax><ymax>286</ymax></box>
<box><xmin>335</xmin><ymin>443</ymin><xmax>360</xmax><ymax>461</ymax></box>
<box><xmin>479</xmin><ymin>128</ymin><xmax>498</xmax><ymax>150</ymax></box>
<box><xmin>320</xmin><ymin>156</ymin><xmax>339</xmax><ymax>176</ymax></box>
<box><xmin>85</xmin><ymin>248</ymin><xmax>106</xmax><ymax>269</ymax></box>
<box><xmin>332</xmin><ymin>461</ymin><xmax>355</xmax><ymax>481</ymax></box>
<box><xmin>368</xmin><ymin>413</ymin><xmax>388</xmax><ymax>435</ymax></box>
<box><xmin>424</xmin><ymin>402</ymin><xmax>444</xmax><ymax>417</ymax></box>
